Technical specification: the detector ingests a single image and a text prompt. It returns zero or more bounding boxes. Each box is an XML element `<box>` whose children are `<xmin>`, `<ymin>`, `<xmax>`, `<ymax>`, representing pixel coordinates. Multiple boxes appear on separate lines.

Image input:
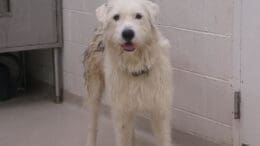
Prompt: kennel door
<box><xmin>0</xmin><ymin>0</ymin><xmax>57</xmax><ymax>49</ymax></box>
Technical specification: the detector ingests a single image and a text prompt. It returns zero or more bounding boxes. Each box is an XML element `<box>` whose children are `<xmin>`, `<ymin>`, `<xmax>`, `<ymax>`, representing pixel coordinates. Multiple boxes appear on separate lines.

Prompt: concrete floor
<box><xmin>0</xmin><ymin>86</ymin><xmax>218</xmax><ymax>146</ymax></box>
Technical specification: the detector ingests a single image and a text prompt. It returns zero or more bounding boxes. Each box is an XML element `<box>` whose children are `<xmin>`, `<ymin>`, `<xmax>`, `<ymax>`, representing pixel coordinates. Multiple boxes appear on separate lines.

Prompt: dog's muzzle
<box><xmin>121</xmin><ymin>29</ymin><xmax>136</xmax><ymax>52</ymax></box>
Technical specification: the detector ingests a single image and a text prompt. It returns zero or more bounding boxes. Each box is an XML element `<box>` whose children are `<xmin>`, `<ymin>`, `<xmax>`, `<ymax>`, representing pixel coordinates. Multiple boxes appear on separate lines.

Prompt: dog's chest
<box><xmin>107</xmin><ymin>69</ymin><xmax>171</xmax><ymax>111</ymax></box>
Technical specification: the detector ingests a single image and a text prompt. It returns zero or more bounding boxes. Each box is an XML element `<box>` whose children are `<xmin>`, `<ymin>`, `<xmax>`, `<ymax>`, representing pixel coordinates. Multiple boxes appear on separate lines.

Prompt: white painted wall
<box><xmin>240</xmin><ymin>0</ymin><xmax>260</xmax><ymax>145</ymax></box>
<box><xmin>28</xmin><ymin>0</ymin><xmax>236</xmax><ymax>145</ymax></box>
<box><xmin>158</xmin><ymin>0</ymin><xmax>234</xmax><ymax>144</ymax></box>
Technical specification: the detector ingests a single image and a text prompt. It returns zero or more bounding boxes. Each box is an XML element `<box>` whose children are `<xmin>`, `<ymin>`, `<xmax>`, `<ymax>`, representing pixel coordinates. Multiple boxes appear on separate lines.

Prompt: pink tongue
<box><xmin>122</xmin><ymin>43</ymin><xmax>135</xmax><ymax>52</ymax></box>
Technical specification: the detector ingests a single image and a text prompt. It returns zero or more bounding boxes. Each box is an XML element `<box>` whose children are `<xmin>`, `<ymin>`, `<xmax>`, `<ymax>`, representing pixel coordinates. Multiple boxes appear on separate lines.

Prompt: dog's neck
<box><xmin>104</xmin><ymin>30</ymin><xmax>169</xmax><ymax>77</ymax></box>
<box><xmin>96</xmin><ymin>39</ymin><xmax>153</xmax><ymax>77</ymax></box>
<box><xmin>105</xmin><ymin>42</ymin><xmax>159</xmax><ymax>77</ymax></box>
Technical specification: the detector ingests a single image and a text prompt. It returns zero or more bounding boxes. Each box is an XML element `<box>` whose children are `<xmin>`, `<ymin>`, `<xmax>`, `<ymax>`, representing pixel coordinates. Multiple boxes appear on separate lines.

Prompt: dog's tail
<box><xmin>83</xmin><ymin>26</ymin><xmax>105</xmax><ymax>146</ymax></box>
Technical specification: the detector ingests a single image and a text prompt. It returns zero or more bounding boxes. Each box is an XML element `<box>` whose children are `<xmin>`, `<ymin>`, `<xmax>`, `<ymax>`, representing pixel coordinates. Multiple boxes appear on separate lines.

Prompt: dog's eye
<box><xmin>113</xmin><ymin>14</ymin><xmax>120</xmax><ymax>21</ymax></box>
<box><xmin>135</xmin><ymin>13</ymin><xmax>143</xmax><ymax>19</ymax></box>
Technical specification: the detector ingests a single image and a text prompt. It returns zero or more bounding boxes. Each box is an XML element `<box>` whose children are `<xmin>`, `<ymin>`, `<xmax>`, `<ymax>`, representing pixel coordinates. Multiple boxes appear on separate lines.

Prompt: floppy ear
<box><xmin>145</xmin><ymin>0</ymin><xmax>159</xmax><ymax>23</ymax></box>
<box><xmin>96</xmin><ymin>3</ymin><xmax>108</xmax><ymax>23</ymax></box>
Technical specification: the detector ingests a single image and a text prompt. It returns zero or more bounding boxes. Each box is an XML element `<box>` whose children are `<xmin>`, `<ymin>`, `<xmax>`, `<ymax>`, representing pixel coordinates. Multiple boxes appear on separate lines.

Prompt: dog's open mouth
<box><xmin>121</xmin><ymin>42</ymin><xmax>136</xmax><ymax>52</ymax></box>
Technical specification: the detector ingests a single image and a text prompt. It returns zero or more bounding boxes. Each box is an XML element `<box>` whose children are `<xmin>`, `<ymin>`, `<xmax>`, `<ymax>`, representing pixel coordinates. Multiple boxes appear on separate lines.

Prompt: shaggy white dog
<box><xmin>84</xmin><ymin>0</ymin><xmax>173</xmax><ymax>146</ymax></box>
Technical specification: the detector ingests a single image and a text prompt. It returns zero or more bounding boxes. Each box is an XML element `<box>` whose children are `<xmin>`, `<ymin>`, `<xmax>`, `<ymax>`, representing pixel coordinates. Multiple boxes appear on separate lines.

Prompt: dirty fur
<box><xmin>83</xmin><ymin>1</ymin><xmax>174</xmax><ymax>146</ymax></box>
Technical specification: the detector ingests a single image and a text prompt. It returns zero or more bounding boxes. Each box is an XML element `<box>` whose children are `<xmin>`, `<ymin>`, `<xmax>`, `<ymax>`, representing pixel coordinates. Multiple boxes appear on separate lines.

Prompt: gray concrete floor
<box><xmin>0</xmin><ymin>85</ymin><xmax>218</xmax><ymax>146</ymax></box>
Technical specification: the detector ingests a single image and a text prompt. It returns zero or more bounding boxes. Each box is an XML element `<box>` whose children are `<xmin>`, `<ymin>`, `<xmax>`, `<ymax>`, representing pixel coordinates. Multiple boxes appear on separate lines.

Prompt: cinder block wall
<box><xmin>28</xmin><ymin>0</ymin><xmax>235</xmax><ymax>145</ymax></box>
<box><xmin>157</xmin><ymin>0</ymin><xmax>234</xmax><ymax>144</ymax></box>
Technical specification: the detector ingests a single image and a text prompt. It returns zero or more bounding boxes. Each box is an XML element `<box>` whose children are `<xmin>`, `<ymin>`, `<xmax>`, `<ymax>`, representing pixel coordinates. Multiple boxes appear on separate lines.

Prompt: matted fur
<box><xmin>84</xmin><ymin>0</ymin><xmax>174</xmax><ymax>146</ymax></box>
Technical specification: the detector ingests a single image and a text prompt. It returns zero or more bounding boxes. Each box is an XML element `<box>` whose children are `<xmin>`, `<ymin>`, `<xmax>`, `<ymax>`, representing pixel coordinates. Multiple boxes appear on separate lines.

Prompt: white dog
<box><xmin>84</xmin><ymin>0</ymin><xmax>174</xmax><ymax>146</ymax></box>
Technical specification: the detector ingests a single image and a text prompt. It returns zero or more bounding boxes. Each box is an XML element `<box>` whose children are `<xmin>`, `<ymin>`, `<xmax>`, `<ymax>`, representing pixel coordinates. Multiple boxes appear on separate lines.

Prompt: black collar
<box><xmin>131</xmin><ymin>68</ymin><xmax>150</xmax><ymax>77</ymax></box>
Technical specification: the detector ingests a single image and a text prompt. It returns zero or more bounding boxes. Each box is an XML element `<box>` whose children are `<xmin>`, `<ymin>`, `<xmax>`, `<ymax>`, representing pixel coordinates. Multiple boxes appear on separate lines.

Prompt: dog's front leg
<box><xmin>112</xmin><ymin>110</ymin><xmax>135</xmax><ymax>146</ymax></box>
<box><xmin>86</xmin><ymin>97</ymin><xmax>102</xmax><ymax>146</ymax></box>
<box><xmin>151</xmin><ymin>110</ymin><xmax>172</xmax><ymax>146</ymax></box>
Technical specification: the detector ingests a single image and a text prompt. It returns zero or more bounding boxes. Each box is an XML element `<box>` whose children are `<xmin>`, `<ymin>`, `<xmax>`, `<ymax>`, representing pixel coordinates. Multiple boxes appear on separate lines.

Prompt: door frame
<box><xmin>232</xmin><ymin>0</ymin><xmax>242</xmax><ymax>146</ymax></box>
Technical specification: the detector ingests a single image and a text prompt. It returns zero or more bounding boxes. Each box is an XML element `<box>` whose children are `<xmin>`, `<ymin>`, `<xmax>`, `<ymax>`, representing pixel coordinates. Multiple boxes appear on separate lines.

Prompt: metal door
<box><xmin>0</xmin><ymin>0</ymin><xmax>57</xmax><ymax>49</ymax></box>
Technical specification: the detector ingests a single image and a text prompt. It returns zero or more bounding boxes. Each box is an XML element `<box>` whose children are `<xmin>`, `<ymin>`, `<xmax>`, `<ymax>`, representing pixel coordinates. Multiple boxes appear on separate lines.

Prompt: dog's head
<box><xmin>96</xmin><ymin>0</ymin><xmax>159</xmax><ymax>52</ymax></box>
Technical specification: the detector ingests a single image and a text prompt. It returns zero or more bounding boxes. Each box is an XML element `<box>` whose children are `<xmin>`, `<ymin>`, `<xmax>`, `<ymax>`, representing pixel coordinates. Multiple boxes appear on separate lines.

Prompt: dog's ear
<box><xmin>145</xmin><ymin>0</ymin><xmax>159</xmax><ymax>23</ymax></box>
<box><xmin>96</xmin><ymin>3</ymin><xmax>108</xmax><ymax>23</ymax></box>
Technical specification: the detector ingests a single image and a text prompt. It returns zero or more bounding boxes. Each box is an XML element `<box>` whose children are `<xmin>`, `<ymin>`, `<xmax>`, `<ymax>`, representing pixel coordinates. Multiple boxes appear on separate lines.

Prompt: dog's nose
<box><xmin>122</xmin><ymin>29</ymin><xmax>135</xmax><ymax>41</ymax></box>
